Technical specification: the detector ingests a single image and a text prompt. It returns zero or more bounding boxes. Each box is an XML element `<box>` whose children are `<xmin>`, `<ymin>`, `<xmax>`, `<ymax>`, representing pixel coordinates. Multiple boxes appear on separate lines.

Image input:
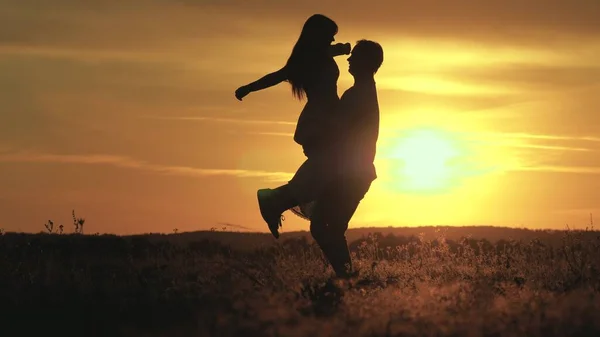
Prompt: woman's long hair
<box><xmin>285</xmin><ymin>14</ymin><xmax>338</xmax><ymax>100</ymax></box>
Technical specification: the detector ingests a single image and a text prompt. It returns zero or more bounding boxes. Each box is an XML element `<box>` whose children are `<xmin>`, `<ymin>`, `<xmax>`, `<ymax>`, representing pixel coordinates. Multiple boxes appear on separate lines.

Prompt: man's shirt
<box><xmin>335</xmin><ymin>77</ymin><xmax>380</xmax><ymax>181</ymax></box>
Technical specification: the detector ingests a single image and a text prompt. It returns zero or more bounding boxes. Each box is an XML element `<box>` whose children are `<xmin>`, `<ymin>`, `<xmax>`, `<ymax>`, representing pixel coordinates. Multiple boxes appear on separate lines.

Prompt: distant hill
<box><xmin>137</xmin><ymin>226</ymin><xmax>594</xmax><ymax>251</ymax></box>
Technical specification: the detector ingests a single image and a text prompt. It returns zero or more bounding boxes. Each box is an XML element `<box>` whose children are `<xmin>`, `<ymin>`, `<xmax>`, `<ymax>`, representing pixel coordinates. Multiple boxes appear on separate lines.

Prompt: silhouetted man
<box><xmin>258</xmin><ymin>40</ymin><xmax>384</xmax><ymax>279</ymax></box>
<box><xmin>308</xmin><ymin>39</ymin><xmax>383</xmax><ymax>278</ymax></box>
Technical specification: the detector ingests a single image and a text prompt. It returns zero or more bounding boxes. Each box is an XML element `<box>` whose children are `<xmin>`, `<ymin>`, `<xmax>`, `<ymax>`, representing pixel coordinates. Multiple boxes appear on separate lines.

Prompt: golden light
<box><xmin>373</xmin><ymin>124</ymin><xmax>524</xmax><ymax>198</ymax></box>
<box><xmin>396</xmin><ymin>130</ymin><xmax>458</xmax><ymax>189</ymax></box>
<box><xmin>389</xmin><ymin>128</ymin><xmax>461</xmax><ymax>191</ymax></box>
<box><xmin>377</xmin><ymin>128</ymin><xmax>477</xmax><ymax>193</ymax></box>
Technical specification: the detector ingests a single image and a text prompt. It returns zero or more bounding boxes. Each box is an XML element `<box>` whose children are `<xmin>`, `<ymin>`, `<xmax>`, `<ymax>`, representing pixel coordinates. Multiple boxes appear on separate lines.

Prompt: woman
<box><xmin>235</xmin><ymin>14</ymin><xmax>349</xmax><ymax>150</ymax></box>
<box><xmin>235</xmin><ymin>14</ymin><xmax>350</xmax><ymax>238</ymax></box>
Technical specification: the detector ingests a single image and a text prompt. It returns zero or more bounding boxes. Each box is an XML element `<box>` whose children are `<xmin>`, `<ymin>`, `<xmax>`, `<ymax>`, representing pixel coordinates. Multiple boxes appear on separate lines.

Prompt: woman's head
<box><xmin>298</xmin><ymin>14</ymin><xmax>338</xmax><ymax>47</ymax></box>
<box><xmin>286</xmin><ymin>14</ymin><xmax>338</xmax><ymax>99</ymax></box>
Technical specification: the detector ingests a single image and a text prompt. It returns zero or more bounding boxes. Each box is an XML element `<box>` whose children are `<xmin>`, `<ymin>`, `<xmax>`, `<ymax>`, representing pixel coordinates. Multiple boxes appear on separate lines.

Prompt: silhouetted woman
<box><xmin>235</xmin><ymin>14</ymin><xmax>349</xmax><ymax>150</ymax></box>
<box><xmin>235</xmin><ymin>14</ymin><xmax>350</xmax><ymax>238</ymax></box>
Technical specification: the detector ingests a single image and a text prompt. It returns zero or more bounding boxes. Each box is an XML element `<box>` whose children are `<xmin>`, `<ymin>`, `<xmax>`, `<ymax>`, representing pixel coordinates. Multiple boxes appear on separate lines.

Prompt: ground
<box><xmin>0</xmin><ymin>227</ymin><xmax>599</xmax><ymax>336</ymax></box>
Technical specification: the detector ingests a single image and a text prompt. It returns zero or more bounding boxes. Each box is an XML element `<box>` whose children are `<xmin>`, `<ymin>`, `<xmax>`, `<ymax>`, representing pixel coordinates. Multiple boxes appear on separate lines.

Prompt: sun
<box><xmin>383</xmin><ymin>128</ymin><xmax>462</xmax><ymax>192</ymax></box>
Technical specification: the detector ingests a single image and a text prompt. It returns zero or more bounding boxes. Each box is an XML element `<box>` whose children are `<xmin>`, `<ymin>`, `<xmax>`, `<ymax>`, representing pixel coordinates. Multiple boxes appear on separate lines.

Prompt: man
<box><xmin>258</xmin><ymin>40</ymin><xmax>384</xmax><ymax>278</ymax></box>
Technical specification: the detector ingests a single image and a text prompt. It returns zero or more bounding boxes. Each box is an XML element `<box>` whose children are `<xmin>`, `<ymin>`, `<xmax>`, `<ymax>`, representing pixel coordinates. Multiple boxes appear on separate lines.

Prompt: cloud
<box><xmin>216</xmin><ymin>222</ymin><xmax>254</xmax><ymax>231</ymax></box>
<box><xmin>508</xmin><ymin>144</ymin><xmax>592</xmax><ymax>152</ymax></box>
<box><xmin>256</xmin><ymin>0</ymin><xmax>600</xmax><ymax>42</ymax></box>
<box><xmin>515</xmin><ymin>165</ymin><xmax>600</xmax><ymax>174</ymax></box>
<box><xmin>458</xmin><ymin>132</ymin><xmax>600</xmax><ymax>152</ymax></box>
<box><xmin>377</xmin><ymin>128</ymin><xmax>600</xmax><ymax>179</ymax></box>
<box><xmin>4</xmin><ymin>1</ymin><xmax>599</xmax><ymax>59</ymax></box>
<box><xmin>486</xmin><ymin>132</ymin><xmax>600</xmax><ymax>174</ymax></box>
<box><xmin>382</xmin><ymin>129</ymin><xmax>600</xmax><ymax>146</ymax></box>
<box><xmin>242</xmin><ymin>131</ymin><xmax>295</xmax><ymax>137</ymax></box>
<box><xmin>495</xmin><ymin>133</ymin><xmax>600</xmax><ymax>142</ymax></box>
<box><xmin>0</xmin><ymin>152</ymin><xmax>293</xmax><ymax>182</ymax></box>
<box><xmin>0</xmin><ymin>45</ymin><xmax>170</xmax><ymax>63</ymax></box>
<box><xmin>443</xmin><ymin>64</ymin><xmax>600</xmax><ymax>94</ymax></box>
<box><xmin>377</xmin><ymin>75</ymin><xmax>518</xmax><ymax>96</ymax></box>
<box><xmin>138</xmin><ymin>115</ymin><xmax>296</xmax><ymax>126</ymax></box>
<box><xmin>4</xmin><ymin>1</ymin><xmax>598</xmax><ymax>107</ymax></box>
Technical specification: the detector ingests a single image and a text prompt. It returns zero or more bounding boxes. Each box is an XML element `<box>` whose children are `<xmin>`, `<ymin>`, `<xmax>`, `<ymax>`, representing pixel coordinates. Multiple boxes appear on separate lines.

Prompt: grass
<box><xmin>0</xmin><ymin>227</ymin><xmax>599</xmax><ymax>337</ymax></box>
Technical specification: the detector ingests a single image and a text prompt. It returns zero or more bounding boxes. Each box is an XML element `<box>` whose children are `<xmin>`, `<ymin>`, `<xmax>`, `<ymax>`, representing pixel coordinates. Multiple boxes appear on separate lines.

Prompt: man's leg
<box><xmin>310</xmin><ymin>197</ymin><xmax>357</xmax><ymax>278</ymax></box>
<box><xmin>310</xmin><ymin>178</ymin><xmax>372</xmax><ymax>278</ymax></box>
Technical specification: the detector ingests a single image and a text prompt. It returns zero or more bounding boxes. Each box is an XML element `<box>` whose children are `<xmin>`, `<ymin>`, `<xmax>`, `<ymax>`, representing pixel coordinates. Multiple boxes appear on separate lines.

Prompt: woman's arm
<box><xmin>235</xmin><ymin>67</ymin><xmax>288</xmax><ymax>101</ymax></box>
<box><xmin>329</xmin><ymin>43</ymin><xmax>351</xmax><ymax>57</ymax></box>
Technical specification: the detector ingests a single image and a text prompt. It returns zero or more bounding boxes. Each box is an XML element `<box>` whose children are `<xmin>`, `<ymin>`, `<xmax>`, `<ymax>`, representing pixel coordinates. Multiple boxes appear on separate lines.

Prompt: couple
<box><xmin>235</xmin><ymin>14</ymin><xmax>383</xmax><ymax>279</ymax></box>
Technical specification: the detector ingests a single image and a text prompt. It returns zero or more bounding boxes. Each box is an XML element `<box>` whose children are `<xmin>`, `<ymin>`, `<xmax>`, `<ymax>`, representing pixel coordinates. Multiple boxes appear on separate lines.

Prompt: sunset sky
<box><xmin>1</xmin><ymin>0</ymin><xmax>599</xmax><ymax>234</ymax></box>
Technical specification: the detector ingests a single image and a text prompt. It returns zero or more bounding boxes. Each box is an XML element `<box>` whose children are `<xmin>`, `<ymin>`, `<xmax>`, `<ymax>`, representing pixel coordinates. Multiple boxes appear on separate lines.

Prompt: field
<box><xmin>1</xmin><ymin>226</ymin><xmax>599</xmax><ymax>337</ymax></box>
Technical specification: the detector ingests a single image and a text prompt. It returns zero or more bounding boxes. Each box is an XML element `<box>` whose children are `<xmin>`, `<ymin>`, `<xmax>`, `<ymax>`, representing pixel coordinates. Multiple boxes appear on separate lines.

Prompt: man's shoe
<box><xmin>257</xmin><ymin>189</ymin><xmax>284</xmax><ymax>239</ymax></box>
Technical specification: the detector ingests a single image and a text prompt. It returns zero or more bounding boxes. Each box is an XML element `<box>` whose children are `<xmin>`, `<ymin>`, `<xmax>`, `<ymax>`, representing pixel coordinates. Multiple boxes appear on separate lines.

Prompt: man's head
<box><xmin>348</xmin><ymin>40</ymin><xmax>384</xmax><ymax>77</ymax></box>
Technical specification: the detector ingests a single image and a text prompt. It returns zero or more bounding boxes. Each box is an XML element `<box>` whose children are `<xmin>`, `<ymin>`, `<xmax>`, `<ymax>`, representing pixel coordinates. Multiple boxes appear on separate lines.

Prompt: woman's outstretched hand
<box><xmin>330</xmin><ymin>42</ymin><xmax>352</xmax><ymax>57</ymax></box>
<box><xmin>339</xmin><ymin>42</ymin><xmax>351</xmax><ymax>55</ymax></box>
<box><xmin>235</xmin><ymin>85</ymin><xmax>251</xmax><ymax>101</ymax></box>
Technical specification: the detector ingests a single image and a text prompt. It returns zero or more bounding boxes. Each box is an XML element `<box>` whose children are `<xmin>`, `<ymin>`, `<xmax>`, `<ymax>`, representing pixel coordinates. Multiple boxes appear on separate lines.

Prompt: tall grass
<box><xmin>0</xmin><ymin>227</ymin><xmax>599</xmax><ymax>336</ymax></box>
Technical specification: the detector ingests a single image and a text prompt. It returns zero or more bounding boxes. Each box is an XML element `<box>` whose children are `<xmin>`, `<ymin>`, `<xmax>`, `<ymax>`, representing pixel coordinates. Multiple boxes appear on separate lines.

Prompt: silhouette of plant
<box><xmin>44</xmin><ymin>220</ymin><xmax>54</xmax><ymax>233</ymax></box>
<box><xmin>2</xmin><ymin>225</ymin><xmax>600</xmax><ymax>335</ymax></box>
<box><xmin>72</xmin><ymin>209</ymin><xmax>85</xmax><ymax>234</ymax></box>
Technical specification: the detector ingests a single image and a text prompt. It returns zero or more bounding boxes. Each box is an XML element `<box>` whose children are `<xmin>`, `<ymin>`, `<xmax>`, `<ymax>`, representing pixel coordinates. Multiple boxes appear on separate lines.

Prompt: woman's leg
<box><xmin>258</xmin><ymin>154</ymin><xmax>326</xmax><ymax>238</ymax></box>
<box><xmin>259</xmin><ymin>149</ymin><xmax>334</xmax><ymax>233</ymax></box>
<box><xmin>287</xmin><ymin>153</ymin><xmax>331</xmax><ymax>204</ymax></box>
<box><xmin>257</xmin><ymin>184</ymin><xmax>298</xmax><ymax>239</ymax></box>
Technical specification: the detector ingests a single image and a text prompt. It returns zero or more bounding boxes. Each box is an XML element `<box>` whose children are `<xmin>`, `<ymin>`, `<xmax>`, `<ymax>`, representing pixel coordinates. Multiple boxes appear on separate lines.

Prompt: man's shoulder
<box><xmin>343</xmin><ymin>83</ymin><xmax>378</xmax><ymax>100</ymax></box>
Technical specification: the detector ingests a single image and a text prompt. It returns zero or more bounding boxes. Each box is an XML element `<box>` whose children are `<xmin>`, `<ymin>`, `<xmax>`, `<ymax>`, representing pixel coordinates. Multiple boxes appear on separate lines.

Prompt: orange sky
<box><xmin>1</xmin><ymin>1</ymin><xmax>600</xmax><ymax>234</ymax></box>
